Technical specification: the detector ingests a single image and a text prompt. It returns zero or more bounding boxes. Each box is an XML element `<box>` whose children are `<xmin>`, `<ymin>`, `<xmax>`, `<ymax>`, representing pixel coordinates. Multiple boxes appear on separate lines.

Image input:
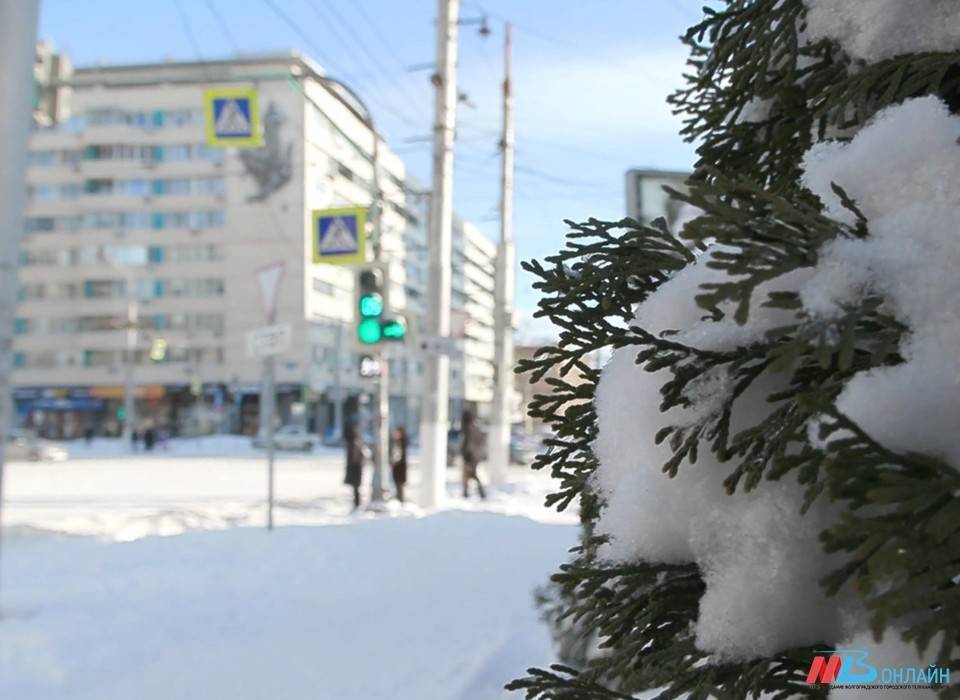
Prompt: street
<box><xmin>3</xmin><ymin>437</ymin><xmax>572</xmax><ymax>540</ymax></box>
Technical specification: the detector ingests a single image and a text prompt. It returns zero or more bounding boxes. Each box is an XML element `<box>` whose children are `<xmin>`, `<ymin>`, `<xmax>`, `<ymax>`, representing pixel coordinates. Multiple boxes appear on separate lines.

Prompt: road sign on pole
<box><xmin>204</xmin><ymin>87</ymin><xmax>261</xmax><ymax>148</ymax></box>
<box><xmin>246</xmin><ymin>323</ymin><xmax>292</xmax><ymax>358</ymax></box>
<box><xmin>312</xmin><ymin>207</ymin><xmax>367</xmax><ymax>265</ymax></box>
<box><xmin>256</xmin><ymin>261</ymin><xmax>285</xmax><ymax>319</ymax></box>
<box><xmin>253</xmin><ymin>261</ymin><xmax>284</xmax><ymax>532</ymax></box>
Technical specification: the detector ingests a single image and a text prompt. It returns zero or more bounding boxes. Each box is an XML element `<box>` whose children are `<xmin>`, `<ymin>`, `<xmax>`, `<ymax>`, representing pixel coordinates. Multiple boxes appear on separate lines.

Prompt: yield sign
<box><xmin>256</xmin><ymin>260</ymin><xmax>285</xmax><ymax>319</ymax></box>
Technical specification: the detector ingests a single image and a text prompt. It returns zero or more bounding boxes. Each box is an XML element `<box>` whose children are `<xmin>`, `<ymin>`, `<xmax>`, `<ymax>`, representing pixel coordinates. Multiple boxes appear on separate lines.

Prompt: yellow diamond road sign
<box><xmin>204</xmin><ymin>87</ymin><xmax>261</xmax><ymax>148</ymax></box>
<box><xmin>312</xmin><ymin>207</ymin><xmax>367</xmax><ymax>265</ymax></box>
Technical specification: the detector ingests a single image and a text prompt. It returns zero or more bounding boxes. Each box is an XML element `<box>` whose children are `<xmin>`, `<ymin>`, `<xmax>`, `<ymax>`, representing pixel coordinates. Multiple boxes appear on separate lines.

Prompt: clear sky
<box><xmin>39</xmin><ymin>0</ymin><xmax>702</xmax><ymax>342</ymax></box>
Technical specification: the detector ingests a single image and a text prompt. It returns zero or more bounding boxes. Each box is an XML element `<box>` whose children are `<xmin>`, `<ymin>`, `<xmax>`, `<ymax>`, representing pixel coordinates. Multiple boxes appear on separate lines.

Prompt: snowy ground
<box><xmin>0</xmin><ymin>438</ymin><xmax>578</xmax><ymax>699</ymax></box>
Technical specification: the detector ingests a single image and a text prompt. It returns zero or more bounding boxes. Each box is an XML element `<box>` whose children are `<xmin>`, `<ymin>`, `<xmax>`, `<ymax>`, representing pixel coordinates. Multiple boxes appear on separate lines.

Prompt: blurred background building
<box><xmin>15</xmin><ymin>49</ymin><xmax>501</xmax><ymax>440</ymax></box>
<box><xmin>624</xmin><ymin>168</ymin><xmax>695</xmax><ymax>232</ymax></box>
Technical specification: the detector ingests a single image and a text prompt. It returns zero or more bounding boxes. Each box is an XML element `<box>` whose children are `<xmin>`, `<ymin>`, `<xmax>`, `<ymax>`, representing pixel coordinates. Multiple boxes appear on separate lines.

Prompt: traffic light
<box><xmin>355</xmin><ymin>264</ymin><xmax>407</xmax><ymax>346</ymax></box>
<box><xmin>381</xmin><ymin>318</ymin><xmax>407</xmax><ymax>340</ymax></box>
<box><xmin>356</xmin><ymin>267</ymin><xmax>384</xmax><ymax>345</ymax></box>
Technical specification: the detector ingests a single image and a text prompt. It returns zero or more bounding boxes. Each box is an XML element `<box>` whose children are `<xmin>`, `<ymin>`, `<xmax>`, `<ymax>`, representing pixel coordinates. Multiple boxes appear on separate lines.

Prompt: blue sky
<box><xmin>39</xmin><ymin>0</ymin><xmax>702</xmax><ymax>341</ymax></box>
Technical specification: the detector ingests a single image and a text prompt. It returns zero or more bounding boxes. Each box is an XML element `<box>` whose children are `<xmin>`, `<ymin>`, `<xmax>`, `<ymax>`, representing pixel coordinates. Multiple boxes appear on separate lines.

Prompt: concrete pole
<box><xmin>489</xmin><ymin>22</ymin><xmax>515</xmax><ymax>486</ymax></box>
<box><xmin>122</xmin><ymin>271</ymin><xmax>138</xmax><ymax>446</ymax></box>
<box><xmin>332</xmin><ymin>321</ymin><xmax>344</xmax><ymax>443</ymax></box>
<box><xmin>419</xmin><ymin>0</ymin><xmax>460</xmax><ymax>509</ymax></box>
<box><xmin>369</xmin><ymin>135</ymin><xmax>389</xmax><ymax>506</ymax></box>
<box><xmin>0</xmin><ymin>0</ymin><xmax>40</xmax><ymax>609</ymax></box>
<box><xmin>263</xmin><ymin>353</ymin><xmax>276</xmax><ymax>530</ymax></box>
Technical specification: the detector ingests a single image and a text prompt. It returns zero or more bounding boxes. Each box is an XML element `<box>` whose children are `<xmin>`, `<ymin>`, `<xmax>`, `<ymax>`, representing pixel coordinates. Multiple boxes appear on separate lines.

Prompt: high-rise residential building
<box><xmin>15</xmin><ymin>51</ymin><xmax>498</xmax><ymax>439</ymax></box>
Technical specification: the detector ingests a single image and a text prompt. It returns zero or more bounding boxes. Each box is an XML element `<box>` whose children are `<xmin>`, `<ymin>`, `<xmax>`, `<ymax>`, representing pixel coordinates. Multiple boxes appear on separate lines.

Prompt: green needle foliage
<box><xmin>508</xmin><ymin>1</ymin><xmax>960</xmax><ymax>698</ymax></box>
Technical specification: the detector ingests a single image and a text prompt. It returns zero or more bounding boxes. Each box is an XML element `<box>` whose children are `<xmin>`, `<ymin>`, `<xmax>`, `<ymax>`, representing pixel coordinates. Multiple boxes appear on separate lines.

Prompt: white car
<box><xmin>252</xmin><ymin>425</ymin><xmax>319</xmax><ymax>451</ymax></box>
<box><xmin>5</xmin><ymin>429</ymin><xmax>69</xmax><ymax>462</ymax></box>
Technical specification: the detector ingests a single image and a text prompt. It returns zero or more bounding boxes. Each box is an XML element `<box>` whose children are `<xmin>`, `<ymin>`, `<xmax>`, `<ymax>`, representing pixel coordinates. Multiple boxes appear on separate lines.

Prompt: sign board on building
<box><xmin>312</xmin><ymin>207</ymin><xmax>366</xmax><ymax>265</ymax></box>
<box><xmin>246</xmin><ymin>323</ymin><xmax>292</xmax><ymax>358</ymax></box>
<box><xmin>204</xmin><ymin>87</ymin><xmax>261</xmax><ymax>148</ymax></box>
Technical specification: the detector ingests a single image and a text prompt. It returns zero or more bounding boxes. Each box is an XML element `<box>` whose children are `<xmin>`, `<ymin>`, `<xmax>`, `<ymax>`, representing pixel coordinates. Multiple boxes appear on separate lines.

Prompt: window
<box><xmin>84</xmin><ymin>178</ymin><xmax>114</xmax><ymax>195</ymax></box>
<box><xmin>84</xmin><ymin>279</ymin><xmax>124</xmax><ymax>299</ymax></box>
<box><xmin>119</xmin><ymin>179</ymin><xmax>150</xmax><ymax>196</ymax></box>
<box><xmin>13</xmin><ymin>319</ymin><xmax>28</xmax><ymax>335</ymax></box>
<box><xmin>25</xmin><ymin>217</ymin><xmax>56</xmax><ymax>233</ymax></box>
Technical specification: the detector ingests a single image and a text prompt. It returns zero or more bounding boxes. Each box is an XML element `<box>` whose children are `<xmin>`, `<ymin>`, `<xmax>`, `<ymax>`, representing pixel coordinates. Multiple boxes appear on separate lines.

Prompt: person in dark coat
<box><xmin>461</xmin><ymin>409</ymin><xmax>486</xmax><ymax>500</ymax></box>
<box><xmin>343</xmin><ymin>425</ymin><xmax>365</xmax><ymax>510</ymax></box>
<box><xmin>144</xmin><ymin>427</ymin><xmax>156</xmax><ymax>452</ymax></box>
<box><xmin>390</xmin><ymin>426</ymin><xmax>408</xmax><ymax>503</ymax></box>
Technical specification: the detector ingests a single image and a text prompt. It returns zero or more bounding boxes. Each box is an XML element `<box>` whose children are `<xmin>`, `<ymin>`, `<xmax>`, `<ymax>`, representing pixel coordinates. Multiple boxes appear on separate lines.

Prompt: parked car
<box><xmin>5</xmin><ymin>429</ymin><xmax>68</xmax><ymax>462</ymax></box>
<box><xmin>252</xmin><ymin>425</ymin><xmax>319</xmax><ymax>451</ymax></box>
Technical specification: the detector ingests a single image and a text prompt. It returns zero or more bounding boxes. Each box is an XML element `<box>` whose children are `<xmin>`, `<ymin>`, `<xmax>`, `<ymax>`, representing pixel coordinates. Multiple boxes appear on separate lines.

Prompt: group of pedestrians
<box><xmin>344</xmin><ymin>409</ymin><xmax>487</xmax><ymax>510</ymax></box>
<box><xmin>131</xmin><ymin>426</ymin><xmax>169</xmax><ymax>452</ymax></box>
<box><xmin>343</xmin><ymin>424</ymin><xmax>409</xmax><ymax>511</ymax></box>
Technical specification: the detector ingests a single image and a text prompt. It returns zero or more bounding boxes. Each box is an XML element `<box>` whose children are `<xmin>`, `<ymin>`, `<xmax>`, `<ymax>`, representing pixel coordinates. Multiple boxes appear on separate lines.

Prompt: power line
<box><xmin>303</xmin><ymin>0</ymin><xmax>426</xmax><ymax>128</ymax></box>
<box><xmin>172</xmin><ymin>0</ymin><xmax>206</xmax><ymax>64</ymax></box>
<box><xmin>203</xmin><ymin>0</ymin><xmax>240</xmax><ymax>54</ymax></box>
<box><xmin>462</xmin><ymin>1</ymin><xmax>675</xmax><ymax>91</ymax></box>
<box><xmin>259</xmin><ymin>0</ymin><xmax>349</xmax><ymax>79</ymax></box>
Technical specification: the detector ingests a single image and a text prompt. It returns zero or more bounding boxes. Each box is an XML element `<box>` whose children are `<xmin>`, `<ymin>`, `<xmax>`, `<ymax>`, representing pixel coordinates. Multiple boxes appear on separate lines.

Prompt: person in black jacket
<box><xmin>461</xmin><ymin>409</ymin><xmax>486</xmax><ymax>500</ymax></box>
<box><xmin>343</xmin><ymin>425</ymin><xmax>365</xmax><ymax>510</ymax></box>
<box><xmin>390</xmin><ymin>425</ymin><xmax>408</xmax><ymax>503</ymax></box>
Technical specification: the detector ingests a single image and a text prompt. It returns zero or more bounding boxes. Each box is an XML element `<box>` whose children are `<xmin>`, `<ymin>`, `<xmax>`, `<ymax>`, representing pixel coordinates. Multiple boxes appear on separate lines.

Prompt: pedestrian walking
<box><xmin>390</xmin><ymin>426</ymin><xmax>408</xmax><ymax>503</ymax></box>
<box><xmin>343</xmin><ymin>424</ymin><xmax>365</xmax><ymax>511</ymax></box>
<box><xmin>461</xmin><ymin>409</ymin><xmax>487</xmax><ymax>500</ymax></box>
<box><xmin>144</xmin><ymin>426</ymin><xmax>156</xmax><ymax>452</ymax></box>
<box><xmin>131</xmin><ymin>428</ymin><xmax>140</xmax><ymax>452</ymax></box>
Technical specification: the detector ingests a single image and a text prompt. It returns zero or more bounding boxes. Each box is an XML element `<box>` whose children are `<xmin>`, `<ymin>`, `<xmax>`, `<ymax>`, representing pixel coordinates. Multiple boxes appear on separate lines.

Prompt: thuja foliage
<box><xmin>508</xmin><ymin>1</ymin><xmax>960</xmax><ymax>699</ymax></box>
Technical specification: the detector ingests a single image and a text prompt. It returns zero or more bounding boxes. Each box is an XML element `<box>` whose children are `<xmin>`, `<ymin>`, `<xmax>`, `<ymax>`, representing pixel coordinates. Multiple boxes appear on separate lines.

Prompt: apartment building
<box><xmin>15</xmin><ymin>50</ymin><xmax>498</xmax><ymax>439</ymax></box>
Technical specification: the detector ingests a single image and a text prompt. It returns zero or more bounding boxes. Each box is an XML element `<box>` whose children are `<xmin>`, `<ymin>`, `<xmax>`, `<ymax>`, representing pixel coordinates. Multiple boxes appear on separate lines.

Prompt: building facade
<box><xmin>16</xmin><ymin>51</ymin><xmax>498</xmax><ymax>439</ymax></box>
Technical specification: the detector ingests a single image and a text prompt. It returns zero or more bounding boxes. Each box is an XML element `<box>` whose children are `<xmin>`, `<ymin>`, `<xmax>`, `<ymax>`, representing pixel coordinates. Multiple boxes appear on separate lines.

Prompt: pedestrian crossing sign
<box><xmin>204</xmin><ymin>87</ymin><xmax>261</xmax><ymax>148</ymax></box>
<box><xmin>312</xmin><ymin>207</ymin><xmax>367</xmax><ymax>265</ymax></box>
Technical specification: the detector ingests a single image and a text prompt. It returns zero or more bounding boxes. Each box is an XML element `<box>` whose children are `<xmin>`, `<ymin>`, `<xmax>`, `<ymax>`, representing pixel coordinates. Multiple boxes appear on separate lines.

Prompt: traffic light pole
<box><xmin>368</xmin><ymin>133</ymin><xmax>389</xmax><ymax>508</ymax></box>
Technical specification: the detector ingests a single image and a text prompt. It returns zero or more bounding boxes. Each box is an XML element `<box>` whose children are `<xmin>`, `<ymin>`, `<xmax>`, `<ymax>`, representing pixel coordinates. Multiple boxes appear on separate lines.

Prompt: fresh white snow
<box><xmin>0</xmin><ymin>447</ymin><xmax>576</xmax><ymax>699</ymax></box>
<box><xmin>803</xmin><ymin>0</ymin><xmax>960</xmax><ymax>63</ymax></box>
<box><xmin>590</xmin><ymin>98</ymin><xmax>960</xmax><ymax>665</ymax></box>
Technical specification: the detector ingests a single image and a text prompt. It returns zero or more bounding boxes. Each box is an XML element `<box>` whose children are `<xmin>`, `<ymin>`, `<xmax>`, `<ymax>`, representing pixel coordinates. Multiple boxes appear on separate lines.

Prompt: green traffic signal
<box><xmin>359</xmin><ymin>293</ymin><xmax>383</xmax><ymax>318</ymax></box>
<box><xmin>357</xmin><ymin>318</ymin><xmax>383</xmax><ymax>344</ymax></box>
<box><xmin>381</xmin><ymin>319</ymin><xmax>407</xmax><ymax>340</ymax></box>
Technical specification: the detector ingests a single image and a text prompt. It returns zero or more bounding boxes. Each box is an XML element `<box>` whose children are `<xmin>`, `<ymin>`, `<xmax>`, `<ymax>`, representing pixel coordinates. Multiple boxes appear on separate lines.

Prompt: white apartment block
<box><xmin>16</xmin><ymin>50</ymin><xmax>498</xmax><ymax>439</ymax></box>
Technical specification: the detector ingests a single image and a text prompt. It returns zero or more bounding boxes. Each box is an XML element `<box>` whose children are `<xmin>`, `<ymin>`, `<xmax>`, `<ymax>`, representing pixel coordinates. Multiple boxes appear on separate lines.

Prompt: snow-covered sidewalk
<box><xmin>0</xmin><ymin>449</ymin><xmax>577</xmax><ymax>699</ymax></box>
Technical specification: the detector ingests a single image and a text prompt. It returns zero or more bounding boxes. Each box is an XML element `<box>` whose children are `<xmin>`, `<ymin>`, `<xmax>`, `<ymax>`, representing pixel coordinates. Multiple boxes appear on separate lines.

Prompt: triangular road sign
<box><xmin>319</xmin><ymin>216</ymin><xmax>359</xmax><ymax>255</ymax></box>
<box><xmin>256</xmin><ymin>261</ymin><xmax>285</xmax><ymax>318</ymax></box>
<box><xmin>215</xmin><ymin>98</ymin><xmax>252</xmax><ymax>136</ymax></box>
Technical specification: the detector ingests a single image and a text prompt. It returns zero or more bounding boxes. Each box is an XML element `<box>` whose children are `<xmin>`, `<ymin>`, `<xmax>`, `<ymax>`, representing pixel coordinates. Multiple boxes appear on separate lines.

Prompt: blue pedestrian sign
<box><xmin>204</xmin><ymin>87</ymin><xmax>261</xmax><ymax>148</ymax></box>
<box><xmin>312</xmin><ymin>207</ymin><xmax>367</xmax><ymax>265</ymax></box>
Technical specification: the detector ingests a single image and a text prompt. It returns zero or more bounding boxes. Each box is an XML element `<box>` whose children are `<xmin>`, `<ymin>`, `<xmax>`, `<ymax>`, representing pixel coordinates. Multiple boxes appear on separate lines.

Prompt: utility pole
<box><xmin>419</xmin><ymin>0</ymin><xmax>460</xmax><ymax>509</ymax></box>
<box><xmin>0</xmin><ymin>0</ymin><xmax>40</xmax><ymax>608</ymax></box>
<box><xmin>116</xmin><ymin>265</ymin><xmax>138</xmax><ymax>447</ymax></box>
<box><xmin>369</xmin><ymin>135</ymin><xmax>389</xmax><ymax>507</ymax></box>
<box><xmin>489</xmin><ymin>22</ymin><xmax>516</xmax><ymax>487</ymax></box>
<box><xmin>332</xmin><ymin>321</ymin><xmax>344</xmax><ymax>443</ymax></box>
